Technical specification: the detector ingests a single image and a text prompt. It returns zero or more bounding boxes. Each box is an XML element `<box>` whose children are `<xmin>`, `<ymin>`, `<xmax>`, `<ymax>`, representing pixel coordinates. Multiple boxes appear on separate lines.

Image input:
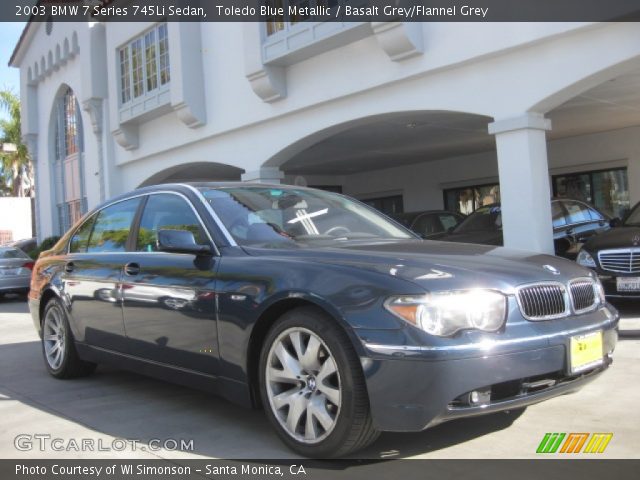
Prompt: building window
<box><xmin>362</xmin><ymin>195</ymin><xmax>404</xmax><ymax>216</ymax></box>
<box><xmin>444</xmin><ymin>183</ymin><xmax>500</xmax><ymax>215</ymax></box>
<box><xmin>553</xmin><ymin>167</ymin><xmax>629</xmax><ymax>219</ymax></box>
<box><xmin>119</xmin><ymin>23</ymin><xmax>170</xmax><ymax>106</ymax></box>
<box><xmin>53</xmin><ymin>87</ymin><xmax>86</xmax><ymax>234</ymax></box>
<box><xmin>265</xmin><ymin>0</ymin><xmax>343</xmax><ymax>36</ymax></box>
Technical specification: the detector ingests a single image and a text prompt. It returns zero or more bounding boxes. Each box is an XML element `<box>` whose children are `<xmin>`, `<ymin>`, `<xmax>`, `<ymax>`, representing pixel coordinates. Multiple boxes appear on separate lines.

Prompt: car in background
<box><xmin>7</xmin><ymin>237</ymin><xmax>38</xmax><ymax>256</ymax></box>
<box><xmin>0</xmin><ymin>246</ymin><xmax>34</xmax><ymax>298</ymax></box>
<box><xmin>392</xmin><ymin>210</ymin><xmax>465</xmax><ymax>239</ymax></box>
<box><xmin>437</xmin><ymin>199</ymin><xmax>612</xmax><ymax>259</ymax></box>
<box><xmin>576</xmin><ymin>201</ymin><xmax>640</xmax><ymax>298</ymax></box>
<box><xmin>28</xmin><ymin>183</ymin><xmax>618</xmax><ymax>457</ymax></box>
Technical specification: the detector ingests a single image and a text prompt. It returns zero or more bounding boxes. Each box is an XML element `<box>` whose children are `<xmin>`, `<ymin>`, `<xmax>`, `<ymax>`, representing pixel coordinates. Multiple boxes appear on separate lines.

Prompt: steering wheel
<box><xmin>324</xmin><ymin>226</ymin><xmax>351</xmax><ymax>236</ymax></box>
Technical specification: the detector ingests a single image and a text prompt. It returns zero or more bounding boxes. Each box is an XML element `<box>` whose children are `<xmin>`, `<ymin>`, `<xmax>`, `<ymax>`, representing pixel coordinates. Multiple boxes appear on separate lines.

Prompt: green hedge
<box><xmin>29</xmin><ymin>236</ymin><xmax>61</xmax><ymax>260</ymax></box>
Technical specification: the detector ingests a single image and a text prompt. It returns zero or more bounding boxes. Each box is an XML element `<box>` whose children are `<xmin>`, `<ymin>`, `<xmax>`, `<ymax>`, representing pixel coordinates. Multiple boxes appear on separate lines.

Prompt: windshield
<box><xmin>0</xmin><ymin>247</ymin><xmax>29</xmax><ymax>259</ymax></box>
<box><xmin>625</xmin><ymin>203</ymin><xmax>640</xmax><ymax>226</ymax></box>
<box><xmin>199</xmin><ymin>186</ymin><xmax>414</xmax><ymax>246</ymax></box>
<box><xmin>452</xmin><ymin>205</ymin><xmax>502</xmax><ymax>233</ymax></box>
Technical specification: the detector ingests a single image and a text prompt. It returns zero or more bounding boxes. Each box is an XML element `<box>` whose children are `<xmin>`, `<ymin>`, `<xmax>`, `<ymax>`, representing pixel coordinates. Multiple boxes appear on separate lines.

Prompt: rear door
<box><xmin>121</xmin><ymin>192</ymin><xmax>220</xmax><ymax>375</ymax></box>
<box><xmin>63</xmin><ymin>197</ymin><xmax>141</xmax><ymax>351</ymax></box>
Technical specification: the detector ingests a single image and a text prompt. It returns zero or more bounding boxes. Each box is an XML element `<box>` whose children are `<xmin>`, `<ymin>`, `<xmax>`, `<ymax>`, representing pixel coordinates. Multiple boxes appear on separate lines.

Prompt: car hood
<box><xmin>243</xmin><ymin>239</ymin><xmax>590</xmax><ymax>293</ymax></box>
<box><xmin>437</xmin><ymin>230</ymin><xmax>504</xmax><ymax>246</ymax></box>
<box><xmin>584</xmin><ymin>226</ymin><xmax>640</xmax><ymax>251</ymax></box>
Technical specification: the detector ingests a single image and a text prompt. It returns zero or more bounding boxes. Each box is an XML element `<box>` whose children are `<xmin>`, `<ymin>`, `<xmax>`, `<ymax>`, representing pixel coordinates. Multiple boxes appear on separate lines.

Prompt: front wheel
<box><xmin>41</xmin><ymin>298</ymin><xmax>96</xmax><ymax>379</ymax></box>
<box><xmin>259</xmin><ymin>307</ymin><xmax>379</xmax><ymax>457</ymax></box>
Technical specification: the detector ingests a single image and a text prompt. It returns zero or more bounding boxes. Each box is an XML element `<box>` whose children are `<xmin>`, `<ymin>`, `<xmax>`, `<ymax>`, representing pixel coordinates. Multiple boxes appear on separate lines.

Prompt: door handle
<box><xmin>124</xmin><ymin>262</ymin><xmax>140</xmax><ymax>276</ymax></box>
<box><xmin>64</xmin><ymin>262</ymin><xmax>75</xmax><ymax>273</ymax></box>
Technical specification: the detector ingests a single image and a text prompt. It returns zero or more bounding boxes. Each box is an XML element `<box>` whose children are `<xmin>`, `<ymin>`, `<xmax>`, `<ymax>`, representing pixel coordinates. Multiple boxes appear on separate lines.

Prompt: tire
<box><xmin>41</xmin><ymin>297</ymin><xmax>97</xmax><ymax>379</ymax></box>
<box><xmin>259</xmin><ymin>306</ymin><xmax>379</xmax><ymax>458</ymax></box>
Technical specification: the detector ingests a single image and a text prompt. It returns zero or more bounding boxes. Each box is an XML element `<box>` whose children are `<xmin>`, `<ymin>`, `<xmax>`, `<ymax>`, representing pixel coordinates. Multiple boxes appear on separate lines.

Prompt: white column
<box><xmin>241</xmin><ymin>167</ymin><xmax>284</xmax><ymax>184</ymax></box>
<box><xmin>627</xmin><ymin>155</ymin><xmax>640</xmax><ymax>208</ymax></box>
<box><xmin>488</xmin><ymin>113</ymin><xmax>554</xmax><ymax>254</ymax></box>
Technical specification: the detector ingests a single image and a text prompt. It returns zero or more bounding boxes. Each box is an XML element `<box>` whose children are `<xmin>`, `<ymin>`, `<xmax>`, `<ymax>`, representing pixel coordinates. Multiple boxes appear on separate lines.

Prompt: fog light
<box><xmin>468</xmin><ymin>388</ymin><xmax>491</xmax><ymax>405</ymax></box>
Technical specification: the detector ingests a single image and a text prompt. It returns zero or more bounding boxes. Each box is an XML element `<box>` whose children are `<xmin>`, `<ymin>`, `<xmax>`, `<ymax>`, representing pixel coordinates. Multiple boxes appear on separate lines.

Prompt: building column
<box><xmin>488</xmin><ymin>113</ymin><xmax>554</xmax><ymax>254</ymax></box>
<box><xmin>241</xmin><ymin>167</ymin><xmax>284</xmax><ymax>184</ymax></box>
<box><xmin>627</xmin><ymin>155</ymin><xmax>640</xmax><ymax>208</ymax></box>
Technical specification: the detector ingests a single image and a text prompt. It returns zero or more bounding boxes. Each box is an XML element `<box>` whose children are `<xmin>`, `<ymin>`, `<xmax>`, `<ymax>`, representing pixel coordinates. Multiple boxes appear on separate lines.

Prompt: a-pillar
<box><xmin>488</xmin><ymin>113</ymin><xmax>554</xmax><ymax>254</ymax></box>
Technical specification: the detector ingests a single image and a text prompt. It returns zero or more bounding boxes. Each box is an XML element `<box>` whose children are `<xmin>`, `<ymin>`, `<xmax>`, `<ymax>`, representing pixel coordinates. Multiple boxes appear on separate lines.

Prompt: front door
<box><xmin>121</xmin><ymin>193</ymin><xmax>220</xmax><ymax>375</ymax></box>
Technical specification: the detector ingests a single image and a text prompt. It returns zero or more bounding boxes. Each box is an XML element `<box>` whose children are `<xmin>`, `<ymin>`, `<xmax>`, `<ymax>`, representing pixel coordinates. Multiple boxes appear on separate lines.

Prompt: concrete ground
<box><xmin>0</xmin><ymin>294</ymin><xmax>638</xmax><ymax>460</ymax></box>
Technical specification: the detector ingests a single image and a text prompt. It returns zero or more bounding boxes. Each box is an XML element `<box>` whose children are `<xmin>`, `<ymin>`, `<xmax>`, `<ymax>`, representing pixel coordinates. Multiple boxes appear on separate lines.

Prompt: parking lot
<box><xmin>0</xmin><ymin>295</ymin><xmax>638</xmax><ymax>460</ymax></box>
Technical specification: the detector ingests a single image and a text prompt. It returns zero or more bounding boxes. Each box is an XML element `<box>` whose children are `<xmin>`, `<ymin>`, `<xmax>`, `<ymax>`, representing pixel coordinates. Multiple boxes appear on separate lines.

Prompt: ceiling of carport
<box><xmin>282</xmin><ymin>71</ymin><xmax>640</xmax><ymax>176</ymax></box>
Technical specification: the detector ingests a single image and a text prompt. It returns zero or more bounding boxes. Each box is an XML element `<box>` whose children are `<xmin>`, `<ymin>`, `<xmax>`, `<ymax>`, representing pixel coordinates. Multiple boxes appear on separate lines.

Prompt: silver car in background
<box><xmin>0</xmin><ymin>247</ymin><xmax>33</xmax><ymax>297</ymax></box>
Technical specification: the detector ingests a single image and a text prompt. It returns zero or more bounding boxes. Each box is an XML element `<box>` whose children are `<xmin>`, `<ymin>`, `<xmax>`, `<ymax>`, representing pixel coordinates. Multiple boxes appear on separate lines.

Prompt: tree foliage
<box><xmin>0</xmin><ymin>89</ymin><xmax>33</xmax><ymax>197</ymax></box>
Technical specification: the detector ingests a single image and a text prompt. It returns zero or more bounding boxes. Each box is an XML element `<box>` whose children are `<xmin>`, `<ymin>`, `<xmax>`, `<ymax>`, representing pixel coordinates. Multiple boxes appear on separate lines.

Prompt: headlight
<box><xmin>384</xmin><ymin>290</ymin><xmax>507</xmax><ymax>337</ymax></box>
<box><xmin>576</xmin><ymin>250</ymin><xmax>596</xmax><ymax>268</ymax></box>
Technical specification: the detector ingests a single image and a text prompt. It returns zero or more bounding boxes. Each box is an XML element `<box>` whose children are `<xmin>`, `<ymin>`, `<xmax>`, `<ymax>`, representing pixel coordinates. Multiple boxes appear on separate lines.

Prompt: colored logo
<box><xmin>536</xmin><ymin>432</ymin><xmax>613</xmax><ymax>454</ymax></box>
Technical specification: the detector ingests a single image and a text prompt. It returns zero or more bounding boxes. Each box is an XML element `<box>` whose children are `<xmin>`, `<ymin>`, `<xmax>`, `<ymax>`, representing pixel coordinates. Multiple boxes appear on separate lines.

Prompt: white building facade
<box><xmin>10</xmin><ymin>19</ymin><xmax>640</xmax><ymax>253</ymax></box>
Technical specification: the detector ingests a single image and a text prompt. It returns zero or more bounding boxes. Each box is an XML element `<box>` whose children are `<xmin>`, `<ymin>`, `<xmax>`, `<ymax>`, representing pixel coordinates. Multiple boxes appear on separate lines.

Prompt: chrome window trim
<box><xmin>597</xmin><ymin>247</ymin><xmax>640</xmax><ymax>273</ymax></box>
<box><xmin>179</xmin><ymin>184</ymin><xmax>238</xmax><ymax>247</ymax></box>
<box><xmin>514</xmin><ymin>281</ymin><xmax>571</xmax><ymax>321</ymax></box>
<box><xmin>568</xmin><ymin>277</ymin><xmax>599</xmax><ymax>315</ymax></box>
<box><xmin>66</xmin><ymin>190</ymin><xmax>220</xmax><ymax>256</ymax></box>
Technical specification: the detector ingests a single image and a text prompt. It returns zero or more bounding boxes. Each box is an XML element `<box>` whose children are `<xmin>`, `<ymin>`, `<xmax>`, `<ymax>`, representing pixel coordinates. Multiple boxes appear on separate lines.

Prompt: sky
<box><xmin>0</xmin><ymin>22</ymin><xmax>27</xmax><ymax>122</ymax></box>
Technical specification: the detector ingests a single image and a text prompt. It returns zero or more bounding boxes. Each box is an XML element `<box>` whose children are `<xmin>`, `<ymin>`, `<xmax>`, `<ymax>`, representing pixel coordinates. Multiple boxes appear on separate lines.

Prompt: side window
<box><xmin>69</xmin><ymin>215</ymin><xmax>96</xmax><ymax>253</ymax></box>
<box><xmin>413</xmin><ymin>214</ymin><xmax>442</xmax><ymax>236</ymax></box>
<box><xmin>87</xmin><ymin>198</ymin><xmax>141</xmax><ymax>253</ymax></box>
<box><xmin>552</xmin><ymin>201</ymin><xmax>568</xmax><ymax>228</ymax></box>
<box><xmin>439</xmin><ymin>214</ymin><xmax>460</xmax><ymax>231</ymax></box>
<box><xmin>588</xmin><ymin>208</ymin><xmax>604</xmax><ymax>221</ymax></box>
<box><xmin>136</xmin><ymin>194</ymin><xmax>208</xmax><ymax>252</ymax></box>
<box><xmin>564</xmin><ymin>201</ymin><xmax>591</xmax><ymax>224</ymax></box>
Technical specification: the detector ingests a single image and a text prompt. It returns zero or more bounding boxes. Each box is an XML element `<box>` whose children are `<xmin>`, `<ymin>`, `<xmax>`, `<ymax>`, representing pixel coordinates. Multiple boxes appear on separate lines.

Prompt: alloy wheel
<box><xmin>265</xmin><ymin>327</ymin><xmax>342</xmax><ymax>444</ymax></box>
<box><xmin>43</xmin><ymin>306</ymin><xmax>66</xmax><ymax>370</ymax></box>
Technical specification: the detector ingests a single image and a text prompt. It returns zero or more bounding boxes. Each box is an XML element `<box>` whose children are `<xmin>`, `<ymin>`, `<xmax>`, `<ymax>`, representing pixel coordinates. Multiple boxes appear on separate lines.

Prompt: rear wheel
<box><xmin>42</xmin><ymin>298</ymin><xmax>96</xmax><ymax>379</ymax></box>
<box><xmin>259</xmin><ymin>307</ymin><xmax>379</xmax><ymax>457</ymax></box>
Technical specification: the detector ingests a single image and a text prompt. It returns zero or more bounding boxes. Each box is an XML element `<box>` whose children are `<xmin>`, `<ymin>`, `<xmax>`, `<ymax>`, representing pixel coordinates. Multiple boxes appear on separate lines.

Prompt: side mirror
<box><xmin>609</xmin><ymin>217</ymin><xmax>622</xmax><ymax>228</ymax></box>
<box><xmin>157</xmin><ymin>229</ymin><xmax>212</xmax><ymax>255</ymax></box>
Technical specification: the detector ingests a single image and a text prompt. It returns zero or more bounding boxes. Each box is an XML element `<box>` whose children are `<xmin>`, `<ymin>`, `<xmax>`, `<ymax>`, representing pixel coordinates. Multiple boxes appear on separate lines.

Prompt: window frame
<box><xmin>133</xmin><ymin>192</ymin><xmax>216</xmax><ymax>254</ymax></box>
<box><xmin>117</xmin><ymin>23</ymin><xmax>171</xmax><ymax>110</ymax></box>
<box><xmin>66</xmin><ymin>191</ymin><xmax>218</xmax><ymax>256</ymax></box>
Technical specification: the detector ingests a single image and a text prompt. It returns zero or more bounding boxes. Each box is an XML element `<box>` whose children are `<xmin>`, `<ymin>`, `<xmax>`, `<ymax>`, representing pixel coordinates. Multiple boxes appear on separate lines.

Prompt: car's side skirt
<box><xmin>75</xmin><ymin>343</ymin><xmax>253</xmax><ymax>408</ymax></box>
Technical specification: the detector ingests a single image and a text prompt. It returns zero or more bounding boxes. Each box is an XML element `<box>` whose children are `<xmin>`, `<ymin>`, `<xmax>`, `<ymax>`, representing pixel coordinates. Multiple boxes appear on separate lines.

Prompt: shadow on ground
<box><xmin>0</xmin><ymin>338</ymin><xmax>523</xmax><ymax>459</ymax></box>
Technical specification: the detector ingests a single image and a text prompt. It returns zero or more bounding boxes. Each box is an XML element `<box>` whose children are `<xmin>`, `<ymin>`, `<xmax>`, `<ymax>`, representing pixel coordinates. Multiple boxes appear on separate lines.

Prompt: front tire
<box><xmin>42</xmin><ymin>298</ymin><xmax>96</xmax><ymax>379</ymax></box>
<box><xmin>259</xmin><ymin>306</ymin><xmax>379</xmax><ymax>457</ymax></box>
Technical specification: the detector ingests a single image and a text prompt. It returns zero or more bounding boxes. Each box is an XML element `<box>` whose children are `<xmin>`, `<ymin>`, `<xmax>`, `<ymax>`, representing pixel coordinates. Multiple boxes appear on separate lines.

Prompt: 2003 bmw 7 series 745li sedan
<box><xmin>29</xmin><ymin>183</ymin><xmax>618</xmax><ymax>457</ymax></box>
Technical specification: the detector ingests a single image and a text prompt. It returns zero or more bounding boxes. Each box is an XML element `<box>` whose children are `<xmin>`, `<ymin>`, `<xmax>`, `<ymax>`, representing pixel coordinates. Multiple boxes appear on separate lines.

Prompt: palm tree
<box><xmin>0</xmin><ymin>89</ymin><xmax>33</xmax><ymax>197</ymax></box>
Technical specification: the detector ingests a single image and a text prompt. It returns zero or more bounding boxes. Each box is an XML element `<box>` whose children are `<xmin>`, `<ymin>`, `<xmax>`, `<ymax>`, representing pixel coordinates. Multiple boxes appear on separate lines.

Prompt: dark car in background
<box><xmin>437</xmin><ymin>199</ymin><xmax>611</xmax><ymax>259</ymax></box>
<box><xmin>28</xmin><ymin>184</ymin><xmax>618</xmax><ymax>457</ymax></box>
<box><xmin>577</xmin><ymin>201</ymin><xmax>640</xmax><ymax>298</ymax></box>
<box><xmin>392</xmin><ymin>210</ymin><xmax>465</xmax><ymax>239</ymax></box>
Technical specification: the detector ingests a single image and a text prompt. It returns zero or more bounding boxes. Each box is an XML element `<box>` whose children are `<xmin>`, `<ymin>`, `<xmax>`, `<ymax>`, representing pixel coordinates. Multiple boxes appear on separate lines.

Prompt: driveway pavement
<box><xmin>0</xmin><ymin>294</ymin><xmax>638</xmax><ymax>459</ymax></box>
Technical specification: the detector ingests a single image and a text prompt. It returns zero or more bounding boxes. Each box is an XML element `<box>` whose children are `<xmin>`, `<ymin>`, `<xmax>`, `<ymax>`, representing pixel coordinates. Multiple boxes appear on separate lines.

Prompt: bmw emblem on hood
<box><xmin>543</xmin><ymin>264</ymin><xmax>560</xmax><ymax>275</ymax></box>
<box><xmin>633</xmin><ymin>235</ymin><xmax>640</xmax><ymax>246</ymax></box>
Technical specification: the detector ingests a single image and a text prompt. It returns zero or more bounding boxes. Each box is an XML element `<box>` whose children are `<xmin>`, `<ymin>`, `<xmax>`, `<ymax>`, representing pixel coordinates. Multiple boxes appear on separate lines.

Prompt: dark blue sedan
<box><xmin>28</xmin><ymin>183</ymin><xmax>618</xmax><ymax>457</ymax></box>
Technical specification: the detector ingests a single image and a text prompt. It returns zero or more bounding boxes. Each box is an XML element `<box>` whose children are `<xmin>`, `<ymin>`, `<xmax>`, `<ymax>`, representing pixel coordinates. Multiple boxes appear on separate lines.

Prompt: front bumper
<box><xmin>358</xmin><ymin>306</ymin><xmax>618</xmax><ymax>432</ymax></box>
<box><xmin>597</xmin><ymin>272</ymin><xmax>640</xmax><ymax>299</ymax></box>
